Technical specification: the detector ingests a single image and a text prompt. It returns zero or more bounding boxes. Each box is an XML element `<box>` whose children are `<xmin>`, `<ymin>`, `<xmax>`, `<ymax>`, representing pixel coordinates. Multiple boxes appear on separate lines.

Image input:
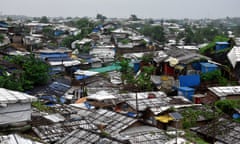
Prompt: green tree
<box><xmin>61</xmin><ymin>36</ymin><xmax>76</xmax><ymax>48</ymax></box>
<box><xmin>22</xmin><ymin>55</ymin><xmax>50</xmax><ymax>85</ymax></box>
<box><xmin>96</xmin><ymin>13</ymin><xmax>107</xmax><ymax>22</ymax></box>
<box><xmin>182</xmin><ymin>25</ymin><xmax>221</xmax><ymax>45</ymax></box>
<box><xmin>141</xmin><ymin>52</ymin><xmax>154</xmax><ymax>64</ymax></box>
<box><xmin>176</xmin><ymin>31</ymin><xmax>185</xmax><ymax>44</ymax></box>
<box><xmin>1</xmin><ymin>55</ymin><xmax>50</xmax><ymax>91</ymax></box>
<box><xmin>119</xmin><ymin>58</ymin><xmax>135</xmax><ymax>85</ymax></box>
<box><xmin>200</xmin><ymin>70</ymin><xmax>228</xmax><ymax>86</ymax></box>
<box><xmin>42</xmin><ymin>26</ymin><xmax>55</xmax><ymax>41</ymax></box>
<box><xmin>7</xmin><ymin>17</ymin><xmax>12</xmax><ymax>22</ymax></box>
<box><xmin>77</xmin><ymin>42</ymin><xmax>91</xmax><ymax>53</ymax></box>
<box><xmin>233</xmin><ymin>26</ymin><xmax>240</xmax><ymax>37</ymax></box>
<box><xmin>184</xmin><ymin>26</ymin><xmax>194</xmax><ymax>44</ymax></box>
<box><xmin>120</xmin><ymin>39</ymin><xmax>130</xmax><ymax>44</ymax></box>
<box><xmin>61</xmin><ymin>18</ymin><xmax>95</xmax><ymax>48</ymax></box>
<box><xmin>129</xmin><ymin>14</ymin><xmax>139</xmax><ymax>21</ymax></box>
<box><xmin>135</xmin><ymin>66</ymin><xmax>155</xmax><ymax>91</ymax></box>
<box><xmin>0</xmin><ymin>34</ymin><xmax>4</xmax><ymax>43</ymax></box>
<box><xmin>119</xmin><ymin>57</ymin><xmax>154</xmax><ymax>92</ymax></box>
<box><xmin>140</xmin><ymin>25</ymin><xmax>165</xmax><ymax>43</ymax></box>
<box><xmin>74</xmin><ymin>18</ymin><xmax>94</xmax><ymax>29</ymax></box>
<box><xmin>39</xmin><ymin>16</ymin><xmax>49</xmax><ymax>23</ymax></box>
<box><xmin>199</xmin><ymin>35</ymin><xmax>229</xmax><ymax>54</ymax></box>
<box><xmin>0</xmin><ymin>71</ymin><xmax>21</xmax><ymax>91</ymax></box>
<box><xmin>215</xmin><ymin>99</ymin><xmax>240</xmax><ymax>114</ymax></box>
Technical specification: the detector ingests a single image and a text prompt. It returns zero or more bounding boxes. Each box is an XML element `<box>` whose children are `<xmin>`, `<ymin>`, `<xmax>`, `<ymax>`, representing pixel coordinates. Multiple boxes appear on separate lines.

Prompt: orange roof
<box><xmin>75</xmin><ymin>97</ymin><xmax>87</xmax><ymax>104</ymax></box>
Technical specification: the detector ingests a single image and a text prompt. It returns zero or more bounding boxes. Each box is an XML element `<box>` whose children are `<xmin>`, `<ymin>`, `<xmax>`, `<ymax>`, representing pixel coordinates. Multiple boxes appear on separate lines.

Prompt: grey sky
<box><xmin>1</xmin><ymin>0</ymin><xmax>240</xmax><ymax>19</ymax></box>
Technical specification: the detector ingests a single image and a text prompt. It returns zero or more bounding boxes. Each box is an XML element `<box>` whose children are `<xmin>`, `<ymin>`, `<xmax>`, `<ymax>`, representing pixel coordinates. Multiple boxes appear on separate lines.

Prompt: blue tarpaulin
<box><xmin>179</xmin><ymin>75</ymin><xmax>200</xmax><ymax>87</ymax></box>
<box><xmin>39</xmin><ymin>95</ymin><xmax>57</xmax><ymax>103</ymax></box>
<box><xmin>215</xmin><ymin>42</ymin><xmax>229</xmax><ymax>51</ymax></box>
<box><xmin>233</xmin><ymin>113</ymin><xmax>240</xmax><ymax>119</ymax></box>
<box><xmin>84</xmin><ymin>102</ymin><xmax>92</xmax><ymax>109</ymax></box>
<box><xmin>0</xmin><ymin>22</ymin><xmax>8</xmax><ymax>28</ymax></box>
<box><xmin>178</xmin><ymin>87</ymin><xmax>195</xmax><ymax>101</ymax></box>
<box><xmin>75</xmin><ymin>75</ymin><xmax>89</xmax><ymax>80</ymax></box>
<box><xmin>127</xmin><ymin>112</ymin><xmax>137</xmax><ymax>117</ymax></box>
<box><xmin>40</xmin><ymin>53</ymin><xmax>69</xmax><ymax>60</ymax></box>
<box><xmin>191</xmin><ymin>62</ymin><xmax>201</xmax><ymax>70</ymax></box>
<box><xmin>133</xmin><ymin>61</ymin><xmax>140</xmax><ymax>73</ymax></box>
<box><xmin>200</xmin><ymin>62</ymin><xmax>218</xmax><ymax>73</ymax></box>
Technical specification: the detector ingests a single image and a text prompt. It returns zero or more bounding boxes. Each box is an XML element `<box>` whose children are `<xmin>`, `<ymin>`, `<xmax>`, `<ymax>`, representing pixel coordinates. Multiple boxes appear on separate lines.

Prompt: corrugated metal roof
<box><xmin>87</xmin><ymin>109</ymin><xmax>138</xmax><ymax>136</ymax></box>
<box><xmin>126</xmin><ymin>97</ymin><xmax>171</xmax><ymax>111</ymax></box>
<box><xmin>0</xmin><ymin>134</ymin><xmax>42</xmax><ymax>144</ymax></box>
<box><xmin>165</xmin><ymin>47</ymin><xmax>210</xmax><ymax>64</ymax></box>
<box><xmin>227</xmin><ymin>46</ymin><xmax>240</xmax><ymax>68</ymax></box>
<box><xmin>87</xmin><ymin>90</ymin><xmax>117</xmax><ymax>101</ymax></box>
<box><xmin>120</xmin><ymin>126</ymin><xmax>171</xmax><ymax>144</ymax></box>
<box><xmin>117</xmin><ymin>91</ymin><xmax>167</xmax><ymax>101</ymax></box>
<box><xmin>192</xmin><ymin>118</ymin><xmax>240</xmax><ymax>144</ymax></box>
<box><xmin>43</xmin><ymin>113</ymin><xmax>65</xmax><ymax>123</ymax></box>
<box><xmin>0</xmin><ymin>88</ymin><xmax>37</xmax><ymax>104</ymax></box>
<box><xmin>33</xmin><ymin>119</ymin><xmax>97</xmax><ymax>143</ymax></box>
<box><xmin>49</xmin><ymin>82</ymin><xmax>71</xmax><ymax>95</ymax></box>
<box><xmin>56</xmin><ymin>129</ymin><xmax>123</xmax><ymax>144</ymax></box>
<box><xmin>208</xmin><ymin>86</ymin><xmax>240</xmax><ymax>97</ymax></box>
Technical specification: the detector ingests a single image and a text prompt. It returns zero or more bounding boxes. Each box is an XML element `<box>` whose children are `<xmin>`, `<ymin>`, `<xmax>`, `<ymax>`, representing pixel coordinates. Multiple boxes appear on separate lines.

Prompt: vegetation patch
<box><xmin>181</xmin><ymin>107</ymin><xmax>215</xmax><ymax>129</ymax></box>
<box><xmin>0</xmin><ymin>55</ymin><xmax>49</xmax><ymax>91</ymax></box>
<box><xmin>215</xmin><ymin>99</ymin><xmax>240</xmax><ymax>114</ymax></box>
<box><xmin>200</xmin><ymin>70</ymin><xmax>228</xmax><ymax>86</ymax></box>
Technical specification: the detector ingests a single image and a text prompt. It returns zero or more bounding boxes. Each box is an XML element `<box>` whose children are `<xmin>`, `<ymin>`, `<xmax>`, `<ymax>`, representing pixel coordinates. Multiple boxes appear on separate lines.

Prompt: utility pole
<box><xmin>135</xmin><ymin>91</ymin><xmax>138</xmax><ymax>118</ymax></box>
<box><xmin>169</xmin><ymin>112</ymin><xmax>183</xmax><ymax>144</ymax></box>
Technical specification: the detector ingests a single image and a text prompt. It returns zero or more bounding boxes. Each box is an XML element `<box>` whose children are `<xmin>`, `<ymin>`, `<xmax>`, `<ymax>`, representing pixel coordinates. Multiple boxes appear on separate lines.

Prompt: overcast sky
<box><xmin>1</xmin><ymin>0</ymin><xmax>240</xmax><ymax>19</ymax></box>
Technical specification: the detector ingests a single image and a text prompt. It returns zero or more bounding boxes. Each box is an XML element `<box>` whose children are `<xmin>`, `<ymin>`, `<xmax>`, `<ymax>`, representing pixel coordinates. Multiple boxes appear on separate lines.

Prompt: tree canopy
<box><xmin>140</xmin><ymin>25</ymin><xmax>165</xmax><ymax>43</ymax></box>
<box><xmin>0</xmin><ymin>55</ymin><xmax>50</xmax><ymax>91</ymax></box>
<box><xmin>199</xmin><ymin>35</ymin><xmax>229</xmax><ymax>54</ymax></box>
<box><xmin>96</xmin><ymin>13</ymin><xmax>107</xmax><ymax>21</ymax></box>
<box><xmin>119</xmin><ymin>58</ymin><xmax>154</xmax><ymax>92</ymax></box>
<box><xmin>129</xmin><ymin>14</ymin><xmax>140</xmax><ymax>21</ymax></box>
<box><xmin>39</xmin><ymin>16</ymin><xmax>49</xmax><ymax>23</ymax></box>
<box><xmin>42</xmin><ymin>26</ymin><xmax>55</xmax><ymax>41</ymax></box>
<box><xmin>61</xmin><ymin>18</ymin><xmax>96</xmax><ymax>48</ymax></box>
<box><xmin>0</xmin><ymin>34</ymin><xmax>4</xmax><ymax>43</ymax></box>
<box><xmin>182</xmin><ymin>25</ymin><xmax>222</xmax><ymax>45</ymax></box>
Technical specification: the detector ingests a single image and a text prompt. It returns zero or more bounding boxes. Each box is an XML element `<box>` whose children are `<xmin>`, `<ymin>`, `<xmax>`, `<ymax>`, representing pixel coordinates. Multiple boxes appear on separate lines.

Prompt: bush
<box><xmin>215</xmin><ymin>99</ymin><xmax>240</xmax><ymax>114</ymax></box>
<box><xmin>199</xmin><ymin>36</ymin><xmax>229</xmax><ymax>54</ymax></box>
<box><xmin>181</xmin><ymin>107</ymin><xmax>215</xmax><ymax>129</ymax></box>
<box><xmin>200</xmin><ymin>70</ymin><xmax>229</xmax><ymax>85</ymax></box>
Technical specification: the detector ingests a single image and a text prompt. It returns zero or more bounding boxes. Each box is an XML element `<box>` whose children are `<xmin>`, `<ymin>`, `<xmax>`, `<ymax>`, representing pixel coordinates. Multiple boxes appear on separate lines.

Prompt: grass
<box><xmin>184</xmin><ymin>130</ymin><xmax>209</xmax><ymax>144</ymax></box>
<box><xmin>32</xmin><ymin>101</ymin><xmax>54</xmax><ymax>113</ymax></box>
